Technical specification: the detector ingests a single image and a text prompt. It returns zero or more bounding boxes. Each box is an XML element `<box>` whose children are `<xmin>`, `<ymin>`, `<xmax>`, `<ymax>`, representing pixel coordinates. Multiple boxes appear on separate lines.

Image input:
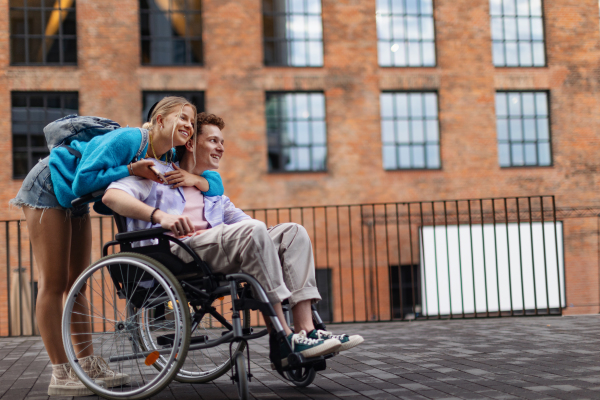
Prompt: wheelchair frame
<box><xmin>62</xmin><ymin>194</ymin><xmax>331</xmax><ymax>400</ymax></box>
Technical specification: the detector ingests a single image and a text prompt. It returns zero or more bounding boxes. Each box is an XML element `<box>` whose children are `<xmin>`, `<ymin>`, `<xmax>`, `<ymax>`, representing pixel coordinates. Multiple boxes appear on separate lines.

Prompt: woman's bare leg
<box><xmin>65</xmin><ymin>215</ymin><xmax>93</xmax><ymax>359</ymax></box>
<box><xmin>24</xmin><ymin>207</ymin><xmax>72</xmax><ymax>364</ymax></box>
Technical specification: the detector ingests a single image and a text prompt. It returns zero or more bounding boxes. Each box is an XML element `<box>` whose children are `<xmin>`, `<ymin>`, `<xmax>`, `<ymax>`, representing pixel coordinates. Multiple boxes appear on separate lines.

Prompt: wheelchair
<box><xmin>61</xmin><ymin>193</ymin><xmax>333</xmax><ymax>400</ymax></box>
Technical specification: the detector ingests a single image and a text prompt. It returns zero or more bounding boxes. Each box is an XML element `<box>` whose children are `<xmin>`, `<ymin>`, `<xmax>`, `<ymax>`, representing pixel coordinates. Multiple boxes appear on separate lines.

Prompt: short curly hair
<box><xmin>176</xmin><ymin>112</ymin><xmax>225</xmax><ymax>161</ymax></box>
<box><xmin>197</xmin><ymin>112</ymin><xmax>225</xmax><ymax>132</ymax></box>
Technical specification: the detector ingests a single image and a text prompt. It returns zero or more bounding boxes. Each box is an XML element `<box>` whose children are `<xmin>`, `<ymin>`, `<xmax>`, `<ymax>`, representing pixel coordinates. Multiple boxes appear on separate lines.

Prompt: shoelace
<box><xmin>316</xmin><ymin>330</ymin><xmax>347</xmax><ymax>341</ymax></box>
<box><xmin>88</xmin><ymin>356</ymin><xmax>111</xmax><ymax>376</ymax></box>
<box><xmin>290</xmin><ymin>330</ymin><xmax>322</xmax><ymax>352</ymax></box>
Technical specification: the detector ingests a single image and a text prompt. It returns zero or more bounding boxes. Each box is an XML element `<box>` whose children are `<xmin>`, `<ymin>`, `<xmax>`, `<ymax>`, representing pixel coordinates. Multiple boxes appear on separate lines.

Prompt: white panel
<box><xmin>420</xmin><ymin>222</ymin><xmax>564</xmax><ymax>316</ymax></box>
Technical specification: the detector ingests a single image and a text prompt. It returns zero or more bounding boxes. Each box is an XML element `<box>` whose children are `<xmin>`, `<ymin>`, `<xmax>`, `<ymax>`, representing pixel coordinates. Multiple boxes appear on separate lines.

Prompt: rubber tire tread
<box><xmin>67</xmin><ymin>252</ymin><xmax>191</xmax><ymax>400</ymax></box>
<box><xmin>233</xmin><ymin>352</ymin><xmax>249</xmax><ymax>400</ymax></box>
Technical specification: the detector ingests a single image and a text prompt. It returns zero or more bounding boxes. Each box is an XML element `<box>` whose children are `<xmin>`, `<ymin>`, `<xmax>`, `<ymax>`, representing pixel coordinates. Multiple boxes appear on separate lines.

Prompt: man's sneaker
<box><xmin>48</xmin><ymin>363</ymin><xmax>106</xmax><ymax>396</ymax></box>
<box><xmin>308</xmin><ymin>329</ymin><xmax>364</xmax><ymax>352</ymax></box>
<box><xmin>279</xmin><ymin>330</ymin><xmax>341</xmax><ymax>366</ymax></box>
<box><xmin>80</xmin><ymin>355</ymin><xmax>131</xmax><ymax>387</ymax></box>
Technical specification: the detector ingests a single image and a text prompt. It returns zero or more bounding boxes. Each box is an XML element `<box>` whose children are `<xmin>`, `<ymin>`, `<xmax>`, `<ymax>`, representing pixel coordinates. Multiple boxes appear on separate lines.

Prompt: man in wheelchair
<box><xmin>102</xmin><ymin>112</ymin><xmax>363</xmax><ymax>368</ymax></box>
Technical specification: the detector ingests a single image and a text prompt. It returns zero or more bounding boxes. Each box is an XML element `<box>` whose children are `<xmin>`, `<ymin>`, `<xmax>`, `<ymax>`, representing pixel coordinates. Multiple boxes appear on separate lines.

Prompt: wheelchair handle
<box><xmin>71</xmin><ymin>189</ymin><xmax>106</xmax><ymax>207</ymax></box>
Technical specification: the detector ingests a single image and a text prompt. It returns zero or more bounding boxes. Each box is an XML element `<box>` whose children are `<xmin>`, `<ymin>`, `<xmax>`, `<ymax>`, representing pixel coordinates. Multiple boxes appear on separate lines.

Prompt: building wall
<box><xmin>0</xmin><ymin>0</ymin><xmax>599</xmax><ymax>319</ymax></box>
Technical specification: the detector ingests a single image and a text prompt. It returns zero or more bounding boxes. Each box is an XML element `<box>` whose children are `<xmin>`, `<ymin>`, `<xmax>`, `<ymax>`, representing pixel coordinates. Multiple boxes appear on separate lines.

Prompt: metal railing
<box><xmin>0</xmin><ymin>196</ymin><xmax>570</xmax><ymax>336</ymax></box>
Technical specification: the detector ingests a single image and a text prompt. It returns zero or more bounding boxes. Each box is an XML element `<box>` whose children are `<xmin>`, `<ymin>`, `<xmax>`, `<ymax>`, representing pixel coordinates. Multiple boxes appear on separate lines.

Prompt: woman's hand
<box><xmin>164</xmin><ymin>164</ymin><xmax>209</xmax><ymax>191</ymax></box>
<box><xmin>154</xmin><ymin>210</ymin><xmax>195</xmax><ymax>237</ymax></box>
<box><xmin>130</xmin><ymin>159</ymin><xmax>164</xmax><ymax>184</ymax></box>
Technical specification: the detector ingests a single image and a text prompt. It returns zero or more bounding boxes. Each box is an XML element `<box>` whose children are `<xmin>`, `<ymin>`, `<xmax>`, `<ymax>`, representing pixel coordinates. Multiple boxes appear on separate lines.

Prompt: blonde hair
<box><xmin>142</xmin><ymin>96</ymin><xmax>197</xmax><ymax>162</ymax></box>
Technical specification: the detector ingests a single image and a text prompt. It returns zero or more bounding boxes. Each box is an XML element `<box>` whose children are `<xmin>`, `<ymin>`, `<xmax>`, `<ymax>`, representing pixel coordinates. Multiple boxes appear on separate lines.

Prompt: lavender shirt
<box><xmin>107</xmin><ymin>160</ymin><xmax>251</xmax><ymax>236</ymax></box>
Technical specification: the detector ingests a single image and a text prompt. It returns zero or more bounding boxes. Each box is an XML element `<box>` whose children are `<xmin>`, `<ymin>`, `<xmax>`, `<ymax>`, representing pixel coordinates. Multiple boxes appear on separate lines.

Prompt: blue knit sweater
<box><xmin>48</xmin><ymin>127</ymin><xmax>223</xmax><ymax>208</ymax></box>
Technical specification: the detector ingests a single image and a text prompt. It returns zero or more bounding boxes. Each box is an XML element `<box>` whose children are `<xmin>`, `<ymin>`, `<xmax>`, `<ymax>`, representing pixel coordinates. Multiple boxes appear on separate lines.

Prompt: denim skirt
<box><xmin>10</xmin><ymin>156</ymin><xmax>89</xmax><ymax>217</ymax></box>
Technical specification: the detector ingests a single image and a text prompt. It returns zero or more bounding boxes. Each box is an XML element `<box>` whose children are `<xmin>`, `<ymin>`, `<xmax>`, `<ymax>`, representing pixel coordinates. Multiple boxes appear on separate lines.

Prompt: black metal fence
<box><xmin>0</xmin><ymin>196</ymin><xmax>568</xmax><ymax>337</ymax></box>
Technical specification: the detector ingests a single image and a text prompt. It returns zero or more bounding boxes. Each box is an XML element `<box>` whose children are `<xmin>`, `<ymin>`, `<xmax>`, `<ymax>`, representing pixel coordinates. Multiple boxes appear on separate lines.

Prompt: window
<box><xmin>490</xmin><ymin>0</ymin><xmax>545</xmax><ymax>67</ymax></box>
<box><xmin>12</xmin><ymin>92</ymin><xmax>78</xmax><ymax>179</ymax></box>
<box><xmin>315</xmin><ymin>268</ymin><xmax>332</xmax><ymax>322</ymax></box>
<box><xmin>376</xmin><ymin>0</ymin><xmax>436</xmax><ymax>67</ymax></box>
<box><xmin>140</xmin><ymin>0</ymin><xmax>202</xmax><ymax>65</ymax></box>
<box><xmin>142</xmin><ymin>91</ymin><xmax>205</xmax><ymax>124</ymax></box>
<box><xmin>496</xmin><ymin>91</ymin><xmax>551</xmax><ymax>167</ymax></box>
<box><xmin>10</xmin><ymin>0</ymin><xmax>77</xmax><ymax>65</ymax></box>
<box><xmin>266</xmin><ymin>92</ymin><xmax>326</xmax><ymax>172</ymax></box>
<box><xmin>380</xmin><ymin>92</ymin><xmax>440</xmax><ymax>170</ymax></box>
<box><xmin>389</xmin><ymin>265</ymin><xmax>421</xmax><ymax>319</ymax></box>
<box><xmin>263</xmin><ymin>0</ymin><xmax>323</xmax><ymax>67</ymax></box>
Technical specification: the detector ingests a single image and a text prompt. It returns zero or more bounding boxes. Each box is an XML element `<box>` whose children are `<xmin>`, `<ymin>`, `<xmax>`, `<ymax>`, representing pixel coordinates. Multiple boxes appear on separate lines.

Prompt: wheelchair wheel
<box><xmin>62</xmin><ymin>253</ymin><xmax>191</xmax><ymax>400</ymax></box>
<box><xmin>233</xmin><ymin>352</ymin><xmax>249</xmax><ymax>400</ymax></box>
<box><xmin>138</xmin><ymin>286</ymin><xmax>251</xmax><ymax>383</ymax></box>
<box><xmin>284</xmin><ymin>367</ymin><xmax>317</xmax><ymax>387</ymax></box>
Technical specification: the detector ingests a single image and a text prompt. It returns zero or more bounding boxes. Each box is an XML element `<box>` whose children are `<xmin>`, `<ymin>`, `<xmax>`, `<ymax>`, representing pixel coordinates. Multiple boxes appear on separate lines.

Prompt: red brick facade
<box><xmin>0</xmin><ymin>0</ymin><xmax>599</xmax><ymax>326</ymax></box>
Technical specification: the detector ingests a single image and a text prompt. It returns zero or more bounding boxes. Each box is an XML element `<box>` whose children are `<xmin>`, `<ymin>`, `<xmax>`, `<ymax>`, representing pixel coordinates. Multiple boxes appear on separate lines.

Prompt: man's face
<box><xmin>191</xmin><ymin>124</ymin><xmax>224</xmax><ymax>170</ymax></box>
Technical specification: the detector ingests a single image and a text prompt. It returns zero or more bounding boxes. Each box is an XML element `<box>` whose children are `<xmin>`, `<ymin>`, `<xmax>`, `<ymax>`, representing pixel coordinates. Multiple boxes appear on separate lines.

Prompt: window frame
<box><xmin>9</xmin><ymin>0</ymin><xmax>78</xmax><ymax>66</ymax></box>
<box><xmin>495</xmin><ymin>90</ymin><xmax>553</xmax><ymax>168</ymax></box>
<box><xmin>376</xmin><ymin>0</ymin><xmax>437</xmax><ymax>68</ymax></box>
<box><xmin>12</xmin><ymin>91</ymin><xmax>79</xmax><ymax>179</ymax></box>
<box><xmin>490</xmin><ymin>0</ymin><xmax>547</xmax><ymax>68</ymax></box>
<box><xmin>380</xmin><ymin>90</ymin><xmax>441</xmax><ymax>171</ymax></box>
<box><xmin>266</xmin><ymin>91</ymin><xmax>328</xmax><ymax>173</ymax></box>
<box><xmin>262</xmin><ymin>0</ymin><xmax>325</xmax><ymax>67</ymax></box>
<box><xmin>139</xmin><ymin>0</ymin><xmax>203</xmax><ymax>66</ymax></box>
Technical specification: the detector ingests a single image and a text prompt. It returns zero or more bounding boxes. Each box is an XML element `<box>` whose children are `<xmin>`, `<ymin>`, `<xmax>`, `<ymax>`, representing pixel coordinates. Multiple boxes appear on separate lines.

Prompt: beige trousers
<box><xmin>170</xmin><ymin>220</ymin><xmax>321</xmax><ymax>307</ymax></box>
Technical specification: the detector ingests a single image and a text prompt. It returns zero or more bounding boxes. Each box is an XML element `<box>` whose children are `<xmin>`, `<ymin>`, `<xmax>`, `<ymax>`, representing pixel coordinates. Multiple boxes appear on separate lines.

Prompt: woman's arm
<box><xmin>163</xmin><ymin>167</ymin><xmax>224</xmax><ymax>196</ymax></box>
<box><xmin>103</xmin><ymin>189</ymin><xmax>195</xmax><ymax>236</ymax></box>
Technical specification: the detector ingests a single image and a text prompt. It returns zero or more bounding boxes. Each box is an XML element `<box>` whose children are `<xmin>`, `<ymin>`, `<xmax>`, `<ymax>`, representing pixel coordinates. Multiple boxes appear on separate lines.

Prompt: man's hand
<box><xmin>130</xmin><ymin>159</ymin><xmax>164</xmax><ymax>184</ymax></box>
<box><xmin>164</xmin><ymin>164</ymin><xmax>209</xmax><ymax>191</ymax></box>
<box><xmin>154</xmin><ymin>210</ymin><xmax>195</xmax><ymax>237</ymax></box>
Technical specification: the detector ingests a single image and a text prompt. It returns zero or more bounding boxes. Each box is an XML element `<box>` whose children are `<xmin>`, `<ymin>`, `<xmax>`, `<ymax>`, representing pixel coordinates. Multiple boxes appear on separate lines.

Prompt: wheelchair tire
<box><xmin>233</xmin><ymin>352</ymin><xmax>249</xmax><ymax>400</ymax></box>
<box><xmin>284</xmin><ymin>366</ymin><xmax>317</xmax><ymax>387</ymax></box>
<box><xmin>62</xmin><ymin>253</ymin><xmax>191</xmax><ymax>400</ymax></box>
<box><xmin>138</xmin><ymin>286</ymin><xmax>251</xmax><ymax>384</ymax></box>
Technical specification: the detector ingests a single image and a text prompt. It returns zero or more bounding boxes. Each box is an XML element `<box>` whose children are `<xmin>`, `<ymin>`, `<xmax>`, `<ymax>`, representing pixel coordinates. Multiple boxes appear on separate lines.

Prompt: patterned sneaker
<box><xmin>308</xmin><ymin>329</ymin><xmax>364</xmax><ymax>352</ymax></box>
<box><xmin>80</xmin><ymin>355</ymin><xmax>131</xmax><ymax>388</ymax></box>
<box><xmin>279</xmin><ymin>330</ymin><xmax>341</xmax><ymax>366</ymax></box>
<box><xmin>48</xmin><ymin>363</ymin><xmax>106</xmax><ymax>396</ymax></box>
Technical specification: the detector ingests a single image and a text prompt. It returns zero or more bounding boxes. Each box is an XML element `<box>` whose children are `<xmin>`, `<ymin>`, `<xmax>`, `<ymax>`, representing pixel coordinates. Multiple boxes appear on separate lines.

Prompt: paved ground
<box><xmin>1</xmin><ymin>315</ymin><xmax>600</xmax><ymax>400</ymax></box>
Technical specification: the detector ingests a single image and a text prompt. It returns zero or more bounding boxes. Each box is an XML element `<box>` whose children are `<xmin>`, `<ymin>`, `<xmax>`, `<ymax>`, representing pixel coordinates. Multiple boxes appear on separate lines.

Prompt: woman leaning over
<box><xmin>9</xmin><ymin>96</ymin><xmax>221</xmax><ymax>396</ymax></box>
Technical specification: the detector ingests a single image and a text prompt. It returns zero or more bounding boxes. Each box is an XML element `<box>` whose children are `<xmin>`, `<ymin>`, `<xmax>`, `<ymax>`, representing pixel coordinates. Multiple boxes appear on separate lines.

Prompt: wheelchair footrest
<box><xmin>157</xmin><ymin>334</ymin><xmax>208</xmax><ymax>346</ymax></box>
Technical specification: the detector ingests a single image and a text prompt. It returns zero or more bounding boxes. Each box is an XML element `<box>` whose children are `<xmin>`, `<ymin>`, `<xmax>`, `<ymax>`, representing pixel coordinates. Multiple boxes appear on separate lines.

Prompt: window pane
<box><xmin>409</xmin><ymin>93</ymin><xmax>423</xmax><ymax>117</ymax></box>
<box><xmin>406</xmin><ymin>0</ymin><xmax>418</xmax><ymax>14</ymax></box>
<box><xmin>378</xmin><ymin>15</ymin><xmax>392</xmax><ymax>39</ymax></box>
<box><xmin>535</xmin><ymin>93</ymin><xmax>548</xmax><ymax>115</ymax></box>
<box><xmin>407</xmin><ymin>41</ymin><xmax>420</xmax><ymax>66</ymax></box>
<box><xmin>536</xmin><ymin>118</ymin><xmax>549</xmax><ymax>140</ymax></box>
<box><xmin>296</xmin><ymin>121</ymin><xmax>310</xmax><ymax>145</ymax></box>
<box><xmin>505</xmin><ymin>41</ymin><xmax>518</xmax><ymax>66</ymax></box>
<box><xmin>306</xmin><ymin>0</ymin><xmax>321</xmax><ymax>14</ymax></box>
<box><xmin>377</xmin><ymin>0</ymin><xmax>391</xmax><ymax>14</ymax></box>
<box><xmin>511</xmin><ymin>143</ymin><xmax>524</xmax><ymax>165</ymax></box>
<box><xmin>382</xmin><ymin>120</ymin><xmax>395</xmax><ymax>143</ymax></box>
<box><xmin>523</xmin><ymin>118</ymin><xmax>536</xmax><ymax>140</ymax></box>
<box><xmin>491</xmin><ymin>17</ymin><xmax>503</xmax><ymax>40</ymax></box>
<box><xmin>492</xmin><ymin>42</ymin><xmax>505</xmax><ymax>66</ymax></box>
<box><xmin>11</xmin><ymin>38</ymin><xmax>26</xmax><ymax>63</ymax></box>
<box><xmin>504</xmin><ymin>18</ymin><xmax>517</xmax><ymax>40</ymax></box>
<box><xmin>312</xmin><ymin>146</ymin><xmax>326</xmax><ymax>170</ymax></box>
<box><xmin>497</xmin><ymin>119</ymin><xmax>508</xmax><ymax>140</ymax></box>
<box><xmin>297</xmin><ymin>147</ymin><xmax>310</xmax><ymax>170</ymax></box>
<box><xmin>516</xmin><ymin>0</ymin><xmax>530</xmax><ymax>16</ymax></box>
<box><xmin>490</xmin><ymin>0</ymin><xmax>502</xmax><ymax>16</ymax></box>
<box><xmin>425</xmin><ymin>120</ymin><xmax>438</xmax><ymax>142</ymax></box>
<box><xmin>530</xmin><ymin>0</ymin><xmax>542</xmax><ymax>16</ymax></box>
<box><xmin>531</xmin><ymin>17</ymin><xmax>543</xmax><ymax>40</ymax></box>
<box><xmin>381</xmin><ymin>93</ymin><xmax>394</xmax><ymax>118</ymax></box>
<box><xmin>521</xmin><ymin>93</ymin><xmax>535</xmax><ymax>115</ymax></box>
<box><xmin>508</xmin><ymin>93</ymin><xmax>521</xmax><ymax>116</ymax></box>
<box><xmin>524</xmin><ymin>143</ymin><xmax>537</xmax><ymax>165</ymax></box>
<box><xmin>392</xmin><ymin>42</ymin><xmax>407</xmax><ymax>66</ymax></box>
<box><xmin>412</xmin><ymin>145</ymin><xmax>425</xmax><ymax>168</ymax></box>
<box><xmin>424</xmin><ymin>93</ymin><xmax>437</xmax><ymax>117</ymax></box>
<box><xmin>391</xmin><ymin>0</ymin><xmax>404</xmax><ymax>14</ymax></box>
<box><xmin>538</xmin><ymin>142</ymin><xmax>551</xmax><ymax>165</ymax></box>
<box><xmin>518</xmin><ymin>41</ymin><xmax>532</xmax><ymax>65</ymax></box>
<box><xmin>422</xmin><ymin>42</ymin><xmax>435</xmax><ymax>66</ymax></box>
<box><xmin>420</xmin><ymin>0</ymin><xmax>433</xmax><ymax>15</ymax></box>
<box><xmin>532</xmin><ymin>42</ymin><xmax>545</xmax><ymax>66</ymax></box>
<box><xmin>392</xmin><ymin>16</ymin><xmax>405</xmax><ymax>39</ymax></box>
<box><xmin>383</xmin><ymin>145</ymin><xmax>397</xmax><ymax>169</ymax></box>
<box><xmin>397</xmin><ymin>120</ymin><xmax>410</xmax><ymax>143</ymax></box>
<box><xmin>411</xmin><ymin>120</ymin><xmax>424</xmax><ymax>143</ymax></box>
<box><xmin>509</xmin><ymin>119</ymin><xmax>522</xmax><ymax>140</ymax></box>
<box><xmin>503</xmin><ymin>0</ymin><xmax>516</xmax><ymax>16</ymax></box>
<box><xmin>378</xmin><ymin>41</ymin><xmax>392</xmax><ymax>66</ymax></box>
<box><xmin>307</xmin><ymin>41</ymin><xmax>323</xmax><ymax>66</ymax></box>
<box><xmin>517</xmin><ymin>17</ymin><xmax>531</xmax><ymax>40</ymax></box>
<box><xmin>398</xmin><ymin>145</ymin><xmax>411</xmax><ymax>168</ymax></box>
<box><xmin>395</xmin><ymin>94</ymin><xmax>409</xmax><ymax>117</ymax></box>
<box><xmin>498</xmin><ymin>143</ymin><xmax>510</xmax><ymax>166</ymax></box>
<box><xmin>426</xmin><ymin>144</ymin><xmax>440</xmax><ymax>168</ymax></box>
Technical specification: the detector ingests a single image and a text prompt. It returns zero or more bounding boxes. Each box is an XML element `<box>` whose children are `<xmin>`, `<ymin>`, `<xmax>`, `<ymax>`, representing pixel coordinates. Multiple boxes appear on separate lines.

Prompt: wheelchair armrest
<box><xmin>71</xmin><ymin>189</ymin><xmax>106</xmax><ymax>207</ymax></box>
<box><xmin>115</xmin><ymin>227</ymin><xmax>169</xmax><ymax>241</ymax></box>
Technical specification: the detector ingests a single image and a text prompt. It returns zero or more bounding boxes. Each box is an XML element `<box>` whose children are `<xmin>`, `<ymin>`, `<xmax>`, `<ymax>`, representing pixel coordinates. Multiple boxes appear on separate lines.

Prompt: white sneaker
<box><xmin>308</xmin><ymin>329</ymin><xmax>364</xmax><ymax>352</ymax></box>
<box><xmin>48</xmin><ymin>363</ymin><xmax>106</xmax><ymax>396</ymax></box>
<box><xmin>80</xmin><ymin>355</ymin><xmax>131</xmax><ymax>388</ymax></box>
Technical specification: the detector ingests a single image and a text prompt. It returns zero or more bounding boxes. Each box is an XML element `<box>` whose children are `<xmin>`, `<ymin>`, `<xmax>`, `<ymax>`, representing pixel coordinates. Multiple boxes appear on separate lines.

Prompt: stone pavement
<box><xmin>1</xmin><ymin>315</ymin><xmax>600</xmax><ymax>400</ymax></box>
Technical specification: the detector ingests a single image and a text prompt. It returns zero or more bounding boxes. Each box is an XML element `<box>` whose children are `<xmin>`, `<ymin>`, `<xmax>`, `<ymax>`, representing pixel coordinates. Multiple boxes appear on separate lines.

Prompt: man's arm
<box><xmin>103</xmin><ymin>189</ymin><xmax>195</xmax><ymax>237</ymax></box>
